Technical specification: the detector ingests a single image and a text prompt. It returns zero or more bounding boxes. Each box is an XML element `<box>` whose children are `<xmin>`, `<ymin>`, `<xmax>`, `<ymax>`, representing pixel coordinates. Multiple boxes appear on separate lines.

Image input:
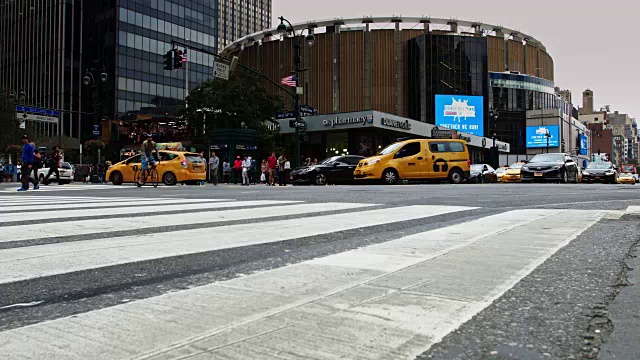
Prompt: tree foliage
<box><xmin>179</xmin><ymin>67</ymin><xmax>285</xmax><ymax>157</ymax></box>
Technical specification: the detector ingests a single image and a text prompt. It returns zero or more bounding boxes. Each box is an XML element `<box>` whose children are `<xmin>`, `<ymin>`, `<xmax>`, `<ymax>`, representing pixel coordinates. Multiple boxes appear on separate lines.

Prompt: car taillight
<box><xmin>467</xmin><ymin>159</ymin><xmax>471</xmax><ymax>168</ymax></box>
<box><xmin>181</xmin><ymin>159</ymin><xmax>188</xmax><ymax>168</ymax></box>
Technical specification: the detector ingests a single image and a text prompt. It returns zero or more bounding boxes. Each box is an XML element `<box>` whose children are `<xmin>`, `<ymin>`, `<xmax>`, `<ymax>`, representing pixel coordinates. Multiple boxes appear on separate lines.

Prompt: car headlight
<box><xmin>583</xmin><ymin>171</ymin><xmax>590</xmax><ymax>175</ymax></box>
<box><xmin>521</xmin><ymin>167</ymin><xmax>529</xmax><ymax>171</ymax></box>
<box><xmin>366</xmin><ymin>159</ymin><xmax>380</xmax><ymax>166</ymax></box>
<box><xmin>605</xmin><ymin>171</ymin><xmax>614</xmax><ymax>175</ymax></box>
<box><xmin>553</xmin><ymin>165</ymin><xmax>561</xmax><ymax>170</ymax></box>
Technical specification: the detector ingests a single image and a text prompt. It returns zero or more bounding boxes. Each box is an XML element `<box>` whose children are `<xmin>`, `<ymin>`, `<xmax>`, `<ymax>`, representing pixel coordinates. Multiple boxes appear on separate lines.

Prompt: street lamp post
<box><xmin>83</xmin><ymin>68</ymin><xmax>108</xmax><ymax>164</ymax></box>
<box><xmin>277</xmin><ymin>16</ymin><xmax>315</xmax><ymax>168</ymax></box>
<box><xmin>545</xmin><ymin>129</ymin><xmax>551</xmax><ymax>154</ymax></box>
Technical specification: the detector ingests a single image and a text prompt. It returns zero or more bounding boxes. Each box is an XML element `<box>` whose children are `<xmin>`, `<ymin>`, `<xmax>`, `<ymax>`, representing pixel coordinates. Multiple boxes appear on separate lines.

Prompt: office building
<box><xmin>0</xmin><ymin>0</ymin><xmax>271</xmax><ymax>161</ymax></box>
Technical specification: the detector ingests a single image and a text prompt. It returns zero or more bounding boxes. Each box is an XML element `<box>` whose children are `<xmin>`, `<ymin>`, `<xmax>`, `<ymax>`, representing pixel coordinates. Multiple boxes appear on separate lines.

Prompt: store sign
<box><xmin>431</xmin><ymin>127</ymin><xmax>454</xmax><ymax>139</ymax></box>
<box><xmin>579</xmin><ymin>134</ymin><xmax>588</xmax><ymax>155</ymax></box>
<box><xmin>435</xmin><ymin>95</ymin><xmax>484</xmax><ymax>136</ymax></box>
<box><xmin>526</xmin><ymin>125</ymin><xmax>559</xmax><ymax>148</ymax></box>
<box><xmin>236</xmin><ymin>145</ymin><xmax>257</xmax><ymax>151</ymax></box>
<box><xmin>380</xmin><ymin>117</ymin><xmax>411</xmax><ymax>130</ymax></box>
<box><xmin>322</xmin><ymin>114</ymin><xmax>373</xmax><ymax>128</ymax></box>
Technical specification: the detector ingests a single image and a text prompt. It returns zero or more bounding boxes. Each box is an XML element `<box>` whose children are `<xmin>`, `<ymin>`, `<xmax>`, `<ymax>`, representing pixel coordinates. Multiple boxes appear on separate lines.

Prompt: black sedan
<box><xmin>520</xmin><ymin>153</ymin><xmax>579</xmax><ymax>183</ymax></box>
<box><xmin>582</xmin><ymin>162</ymin><xmax>618</xmax><ymax>183</ymax></box>
<box><xmin>290</xmin><ymin>155</ymin><xmax>365</xmax><ymax>185</ymax></box>
<box><xmin>468</xmin><ymin>164</ymin><xmax>498</xmax><ymax>183</ymax></box>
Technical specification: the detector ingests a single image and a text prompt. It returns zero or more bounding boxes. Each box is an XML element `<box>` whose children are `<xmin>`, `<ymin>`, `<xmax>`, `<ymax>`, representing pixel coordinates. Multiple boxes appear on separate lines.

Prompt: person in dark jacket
<box><xmin>43</xmin><ymin>146</ymin><xmax>62</xmax><ymax>185</ymax></box>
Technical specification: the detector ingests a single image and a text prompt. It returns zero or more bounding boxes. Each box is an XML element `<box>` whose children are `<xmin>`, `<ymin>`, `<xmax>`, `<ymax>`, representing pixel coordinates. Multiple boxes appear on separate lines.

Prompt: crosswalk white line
<box><xmin>0</xmin><ymin>209</ymin><xmax>607</xmax><ymax>360</ymax></box>
<box><xmin>0</xmin><ymin>205</ymin><xmax>472</xmax><ymax>285</ymax></box>
<box><xmin>0</xmin><ymin>200</ymin><xmax>282</xmax><ymax>223</ymax></box>
<box><xmin>0</xmin><ymin>184</ymin><xmax>137</xmax><ymax>193</ymax></box>
<box><xmin>0</xmin><ymin>202</ymin><xmax>377</xmax><ymax>243</ymax></box>
<box><xmin>0</xmin><ymin>198</ymin><xmax>226</xmax><ymax>212</ymax></box>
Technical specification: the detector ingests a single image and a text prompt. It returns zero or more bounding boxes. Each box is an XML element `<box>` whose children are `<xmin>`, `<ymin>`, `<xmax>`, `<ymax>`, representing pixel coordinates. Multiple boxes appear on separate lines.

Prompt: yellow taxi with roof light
<box><xmin>501</xmin><ymin>162</ymin><xmax>526</xmax><ymax>183</ymax></box>
<box><xmin>106</xmin><ymin>150</ymin><xmax>206</xmax><ymax>186</ymax></box>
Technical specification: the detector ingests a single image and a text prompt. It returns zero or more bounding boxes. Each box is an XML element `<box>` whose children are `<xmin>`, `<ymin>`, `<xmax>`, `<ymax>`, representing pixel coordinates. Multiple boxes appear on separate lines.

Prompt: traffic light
<box><xmin>163</xmin><ymin>50</ymin><xmax>174</xmax><ymax>70</ymax></box>
<box><xmin>174</xmin><ymin>50</ymin><xmax>186</xmax><ymax>69</ymax></box>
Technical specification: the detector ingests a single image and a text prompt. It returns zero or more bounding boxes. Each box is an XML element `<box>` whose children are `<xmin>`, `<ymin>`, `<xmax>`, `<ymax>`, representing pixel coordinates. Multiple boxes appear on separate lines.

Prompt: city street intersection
<box><xmin>0</xmin><ymin>182</ymin><xmax>639</xmax><ymax>360</ymax></box>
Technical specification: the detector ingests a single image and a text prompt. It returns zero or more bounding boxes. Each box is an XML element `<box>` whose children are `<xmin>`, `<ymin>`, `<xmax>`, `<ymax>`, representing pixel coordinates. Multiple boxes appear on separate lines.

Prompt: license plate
<box><xmin>534</xmin><ymin>172</ymin><xmax>543</xmax><ymax>177</ymax></box>
<box><xmin>595</xmin><ymin>176</ymin><xmax>600</xmax><ymax>179</ymax></box>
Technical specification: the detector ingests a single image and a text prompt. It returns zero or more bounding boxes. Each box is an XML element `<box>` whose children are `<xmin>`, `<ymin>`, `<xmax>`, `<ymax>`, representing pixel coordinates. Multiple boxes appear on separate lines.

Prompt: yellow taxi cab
<box><xmin>354</xmin><ymin>139</ymin><xmax>471</xmax><ymax>184</ymax></box>
<box><xmin>617</xmin><ymin>173</ymin><xmax>636</xmax><ymax>185</ymax></box>
<box><xmin>495</xmin><ymin>166</ymin><xmax>509</xmax><ymax>182</ymax></box>
<box><xmin>106</xmin><ymin>150</ymin><xmax>206</xmax><ymax>186</ymax></box>
<box><xmin>501</xmin><ymin>162</ymin><xmax>526</xmax><ymax>183</ymax></box>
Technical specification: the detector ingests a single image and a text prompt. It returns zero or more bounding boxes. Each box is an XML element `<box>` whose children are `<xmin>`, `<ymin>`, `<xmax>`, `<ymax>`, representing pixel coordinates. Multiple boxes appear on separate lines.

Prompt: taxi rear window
<box><xmin>185</xmin><ymin>154</ymin><xmax>204</xmax><ymax>163</ymax></box>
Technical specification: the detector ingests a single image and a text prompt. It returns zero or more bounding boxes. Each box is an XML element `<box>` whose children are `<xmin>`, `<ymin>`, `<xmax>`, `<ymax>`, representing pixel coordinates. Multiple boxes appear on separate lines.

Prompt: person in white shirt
<box><xmin>281</xmin><ymin>156</ymin><xmax>291</xmax><ymax>186</ymax></box>
<box><xmin>241</xmin><ymin>155</ymin><xmax>251</xmax><ymax>186</ymax></box>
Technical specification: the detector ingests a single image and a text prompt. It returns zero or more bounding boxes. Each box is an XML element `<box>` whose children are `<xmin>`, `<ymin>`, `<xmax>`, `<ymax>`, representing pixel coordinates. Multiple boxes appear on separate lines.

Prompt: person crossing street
<box><xmin>18</xmin><ymin>135</ymin><xmax>35</xmax><ymax>191</ymax></box>
<box><xmin>43</xmin><ymin>146</ymin><xmax>62</xmax><ymax>185</ymax></box>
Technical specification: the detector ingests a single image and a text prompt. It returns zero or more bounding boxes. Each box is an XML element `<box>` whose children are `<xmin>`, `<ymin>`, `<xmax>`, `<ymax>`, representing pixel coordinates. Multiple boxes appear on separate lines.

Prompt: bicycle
<box><xmin>133</xmin><ymin>164</ymin><xmax>159</xmax><ymax>188</ymax></box>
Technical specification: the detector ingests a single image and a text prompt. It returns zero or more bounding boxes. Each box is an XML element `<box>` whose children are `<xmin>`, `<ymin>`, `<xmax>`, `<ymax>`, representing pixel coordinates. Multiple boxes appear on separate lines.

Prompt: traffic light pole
<box><xmin>293</xmin><ymin>41</ymin><xmax>302</xmax><ymax>168</ymax></box>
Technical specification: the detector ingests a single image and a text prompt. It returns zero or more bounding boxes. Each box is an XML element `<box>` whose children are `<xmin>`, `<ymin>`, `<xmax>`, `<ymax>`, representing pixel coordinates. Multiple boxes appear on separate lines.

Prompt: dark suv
<box><xmin>520</xmin><ymin>153</ymin><xmax>579</xmax><ymax>183</ymax></box>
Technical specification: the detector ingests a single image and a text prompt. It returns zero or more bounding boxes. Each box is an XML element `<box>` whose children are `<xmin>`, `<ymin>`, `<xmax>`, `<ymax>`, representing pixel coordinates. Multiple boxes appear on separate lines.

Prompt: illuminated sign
<box><xmin>526</xmin><ymin>125</ymin><xmax>559</xmax><ymax>148</ymax></box>
<box><xmin>435</xmin><ymin>95</ymin><xmax>484</xmax><ymax>136</ymax></box>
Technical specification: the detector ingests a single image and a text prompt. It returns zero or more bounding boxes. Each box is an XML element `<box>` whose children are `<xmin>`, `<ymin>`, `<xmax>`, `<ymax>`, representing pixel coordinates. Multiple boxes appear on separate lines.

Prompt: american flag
<box><xmin>281</xmin><ymin>75</ymin><xmax>297</xmax><ymax>87</ymax></box>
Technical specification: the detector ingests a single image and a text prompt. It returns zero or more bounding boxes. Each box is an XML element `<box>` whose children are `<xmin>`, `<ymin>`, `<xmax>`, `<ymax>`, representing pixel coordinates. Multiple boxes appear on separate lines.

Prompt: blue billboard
<box><xmin>526</xmin><ymin>125</ymin><xmax>559</xmax><ymax>148</ymax></box>
<box><xmin>579</xmin><ymin>134</ymin><xmax>588</xmax><ymax>155</ymax></box>
<box><xmin>435</xmin><ymin>95</ymin><xmax>484</xmax><ymax>137</ymax></box>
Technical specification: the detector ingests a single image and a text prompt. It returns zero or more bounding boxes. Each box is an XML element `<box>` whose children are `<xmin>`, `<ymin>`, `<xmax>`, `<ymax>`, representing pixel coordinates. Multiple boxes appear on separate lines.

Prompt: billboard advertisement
<box><xmin>435</xmin><ymin>95</ymin><xmax>484</xmax><ymax>137</ymax></box>
<box><xmin>579</xmin><ymin>134</ymin><xmax>588</xmax><ymax>155</ymax></box>
<box><xmin>526</xmin><ymin>125</ymin><xmax>559</xmax><ymax>148</ymax></box>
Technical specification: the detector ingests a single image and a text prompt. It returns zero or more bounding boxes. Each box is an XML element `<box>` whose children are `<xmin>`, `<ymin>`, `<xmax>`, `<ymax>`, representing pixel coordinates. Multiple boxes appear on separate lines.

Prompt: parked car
<box><xmin>355</xmin><ymin>139</ymin><xmax>471</xmax><ymax>185</ymax></box>
<box><xmin>581</xmin><ymin>162</ymin><xmax>618</xmax><ymax>184</ymax></box>
<box><xmin>290</xmin><ymin>155</ymin><xmax>365</xmax><ymax>185</ymax></box>
<box><xmin>520</xmin><ymin>153</ymin><xmax>579</xmax><ymax>183</ymax></box>
<box><xmin>501</xmin><ymin>162</ymin><xmax>526</xmax><ymax>183</ymax></box>
<box><xmin>495</xmin><ymin>167</ymin><xmax>509</xmax><ymax>182</ymax></box>
<box><xmin>617</xmin><ymin>173</ymin><xmax>636</xmax><ymax>185</ymax></box>
<box><xmin>468</xmin><ymin>164</ymin><xmax>498</xmax><ymax>183</ymax></box>
<box><xmin>106</xmin><ymin>151</ymin><xmax>206</xmax><ymax>186</ymax></box>
<box><xmin>35</xmin><ymin>162</ymin><xmax>75</xmax><ymax>184</ymax></box>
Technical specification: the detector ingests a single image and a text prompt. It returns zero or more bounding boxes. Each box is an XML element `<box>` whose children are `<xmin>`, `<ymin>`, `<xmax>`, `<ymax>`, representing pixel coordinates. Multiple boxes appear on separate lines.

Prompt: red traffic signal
<box><xmin>174</xmin><ymin>50</ymin><xmax>184</xmax><ymax>69</ymax></box>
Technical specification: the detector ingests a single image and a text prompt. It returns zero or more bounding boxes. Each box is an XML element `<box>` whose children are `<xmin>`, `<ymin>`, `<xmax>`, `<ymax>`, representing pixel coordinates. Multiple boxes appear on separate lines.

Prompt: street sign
<box><xmin>275</xmin><ymin>111</ymin><xmax>296</xmax><ymax>119</ymax></box>
<box><xmin>293</xmin><ymin>121</ymin><xmax>306</xmax><ymax>129</ymax></box>
<box><xmin>92</xmin><ymin>124</ymin><xmax>102</xmax><ymax>136</ymax></box>
<box><xmin>15</xmin><ymin>105</ymin><xmax>60</xmax><ymax>117</ymax></box>
<box><xmin>16</xmin><ymin>112</ymin><xmax>58</xmax><ymax>123</ymax></box>
<box><xmin>212</xmin><ymin>60</ymin><xmax>230</xmax><ymax>80</ymax></box>
<box><xmin>299</xmin><ymin>105</ymin><xmax>317</xmax><ymax>115</ymax></box>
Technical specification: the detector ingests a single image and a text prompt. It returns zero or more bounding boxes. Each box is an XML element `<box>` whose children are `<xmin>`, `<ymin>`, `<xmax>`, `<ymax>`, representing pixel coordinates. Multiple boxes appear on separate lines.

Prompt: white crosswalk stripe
<box><xmin>0</xmin><ymin>184</ymin><xmax>138</xmax><ymax>193</ymax></box>
<box><xmin>0</xmin><ymin>195</ymin><xmax>620</xmax><ymax>360</ymax></box>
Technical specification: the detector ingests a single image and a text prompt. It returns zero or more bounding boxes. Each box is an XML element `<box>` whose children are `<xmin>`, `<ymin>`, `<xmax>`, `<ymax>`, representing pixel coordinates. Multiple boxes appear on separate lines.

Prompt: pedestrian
<box><xmin>233</xmin><ymin>156</ymin><xmax>242</xmax><ymax>184</ymax></box>
<box><xmin>18</xmin><ymin>135</ymin><xmax>35</xmax><ymax>191</ymax></box>
<box><xmin>260</xmin><ymin>159</ymin><xmax>268</xmax><ymax>184</ymax></box>
<box><xmin>242</xmin><ymin>154</ymin><xmax>251</xmax><ymax>186</ymax></box>
<box><xmin>30</xmin><ymin>148</ymin><xmax>42</xmax><ymax>189</ymax></box>
<box><xmin>313</xmin><ymin>158</ymin><xmax>318</xmax><ymax>165</ymax></box>
<box><xmin>0</xmin><ymin>162</ymin><xmax>4</xmax><ymax>183</ymax></box>
<box><xmin>250</xmin><ymin>156</ymin><xmax>258</xmax><ymax>184</ymax></box>
<box><xmin>97</xmin><ymin>162</ymin><xmax>106</xmax><ymax>183</ymax></box>
<box><xmin>282</xmin><ymin>156</ymin><xmax>291</xmax><ymax>186</ymax></box>
<box><xmin>43</xmin><ymin>146</ymin><xmax>62</xmax><ymax>185</ymax></box>
<box><xmin>278</xmin><ymin>154</ymin><xmax>286</xmax><ymax>186</ymax></box>
<box><xmin>267</xmin><ymin>151</ymin><xmax>277</xmax><ymax>186</ymax></box>
<box><xmin>209</xmin><ymin>151</ymin><xmax>219</xmax><ymax>185</ymax></box>
<box><xmin>222</xmin><ymin>158</ymin><xmax>231</xmax><ymax>184</ymax></box>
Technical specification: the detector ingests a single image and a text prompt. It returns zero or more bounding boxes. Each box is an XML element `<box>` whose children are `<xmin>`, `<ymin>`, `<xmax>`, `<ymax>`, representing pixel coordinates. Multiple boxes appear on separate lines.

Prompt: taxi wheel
<box><xmin>110</xmin><ymin>171</ymin><xmax>123</xmax><ymax>185</ymax></box>
<box><xmin>448</xmin><ymin>169</ymin><xmax>464</xmax><ymax>184</ymax></box>
<box><xmin>381</xmin><ymin>169</ymin><xmax>398</xmax><ymax>185</ymax></box>
<box><xmin>163</xmin><ymin>172</ymin><xmax>177</xmax><ymax>186</ymax></box>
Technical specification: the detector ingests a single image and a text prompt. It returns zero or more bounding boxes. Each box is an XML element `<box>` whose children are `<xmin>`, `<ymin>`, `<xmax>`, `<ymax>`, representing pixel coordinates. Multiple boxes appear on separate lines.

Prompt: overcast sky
<box><xmin>272</xmin><ymin>0</ymin><xmax>639</xmax><ymax>119</ymax></box>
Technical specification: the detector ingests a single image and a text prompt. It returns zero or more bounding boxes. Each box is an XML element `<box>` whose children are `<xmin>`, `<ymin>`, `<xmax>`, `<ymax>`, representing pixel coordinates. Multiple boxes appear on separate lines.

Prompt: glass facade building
<box><xmin>488</xmin><ymin>72</ymin><xmax>557</xmax><ymax>154</ymax></box>
<box><xmin>408</xmin><ymin>34</ymin><xmax>488</xmax><ymax>127</ymax></box>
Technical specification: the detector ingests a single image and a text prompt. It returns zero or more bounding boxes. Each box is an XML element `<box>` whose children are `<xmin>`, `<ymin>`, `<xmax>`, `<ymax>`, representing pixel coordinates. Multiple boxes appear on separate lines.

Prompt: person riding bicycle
<box><xmin>139</xmin><ymin>135</ymin><xmax>158</xmax><ymax>185</ymax></box>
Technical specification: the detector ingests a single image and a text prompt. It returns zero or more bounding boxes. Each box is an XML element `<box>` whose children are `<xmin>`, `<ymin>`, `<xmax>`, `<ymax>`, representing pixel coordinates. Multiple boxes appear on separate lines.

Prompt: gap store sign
<box><xmin>435</xmin><ymin>95</ymin><xmax>484</xmax><ymax>137</ymax></box>
<box><xmin>526</xmin><ymin>125</ymin><xmax>559</xmax><ymax>148</ymax></box>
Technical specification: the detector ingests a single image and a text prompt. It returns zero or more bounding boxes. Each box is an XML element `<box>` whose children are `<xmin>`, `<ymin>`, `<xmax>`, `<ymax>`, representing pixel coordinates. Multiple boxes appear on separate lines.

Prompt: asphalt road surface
<box><xmin>0</xmin><ymin>182</ymin><xmax>639</xmax><ymax>360</ymax></box>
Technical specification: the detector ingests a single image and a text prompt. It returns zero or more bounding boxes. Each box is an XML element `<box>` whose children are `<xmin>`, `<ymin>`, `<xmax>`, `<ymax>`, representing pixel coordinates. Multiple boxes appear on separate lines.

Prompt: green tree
<box><xmin>180</xmin><ymin>67</ymin><xmax>285</xmax><ymax>158</ymax></box>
